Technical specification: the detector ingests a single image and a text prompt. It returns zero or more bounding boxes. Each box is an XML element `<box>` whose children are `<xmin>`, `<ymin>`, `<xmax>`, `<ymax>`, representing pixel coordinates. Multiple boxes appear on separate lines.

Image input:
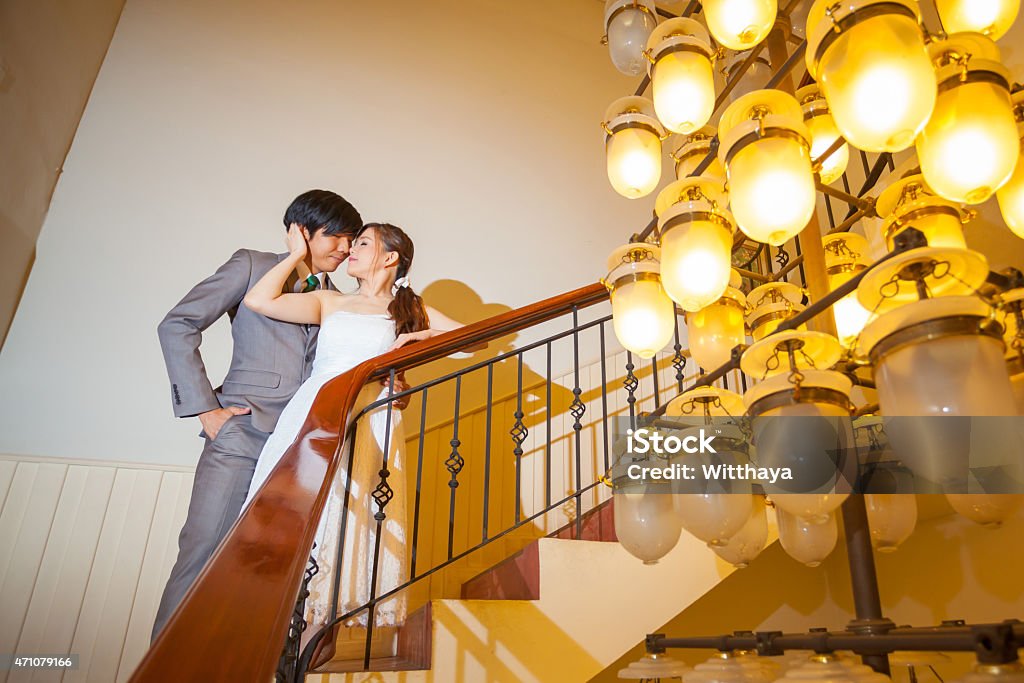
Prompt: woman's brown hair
<box><xmin>355</xmin><ymin>222</ymin><xmax>429</xmax><ymax>336</ymax></box>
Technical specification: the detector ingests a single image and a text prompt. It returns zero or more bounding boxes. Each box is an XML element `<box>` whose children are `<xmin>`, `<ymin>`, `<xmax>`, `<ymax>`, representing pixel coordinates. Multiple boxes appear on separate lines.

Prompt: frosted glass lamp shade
<box><xmin>776</xmin><ymin>508</ymin><xmax>838</xmax><ymax>567</ymax></box>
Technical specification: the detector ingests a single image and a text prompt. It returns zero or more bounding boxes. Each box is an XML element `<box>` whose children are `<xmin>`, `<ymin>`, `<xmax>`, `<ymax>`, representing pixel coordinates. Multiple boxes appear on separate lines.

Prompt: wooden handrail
<box><xmin>130</xmin><ymin>282</ymin><xmax>608</xmax><ymax>682</ymax></box>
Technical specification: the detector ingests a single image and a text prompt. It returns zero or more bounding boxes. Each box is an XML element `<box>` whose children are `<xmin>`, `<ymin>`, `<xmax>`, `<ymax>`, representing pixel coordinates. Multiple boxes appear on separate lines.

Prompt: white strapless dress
<box><xmin>243</xmin><ymin>310</ymin><xmax>408</xmax><ymax>629</ymax></box>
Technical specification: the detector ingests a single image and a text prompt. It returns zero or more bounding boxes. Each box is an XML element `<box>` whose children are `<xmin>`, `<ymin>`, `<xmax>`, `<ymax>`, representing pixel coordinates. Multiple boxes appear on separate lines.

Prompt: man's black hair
<box><xmin>283</xmin><ymin>189</ymin><xmax>362</xmax><ymax>239</ymax></box>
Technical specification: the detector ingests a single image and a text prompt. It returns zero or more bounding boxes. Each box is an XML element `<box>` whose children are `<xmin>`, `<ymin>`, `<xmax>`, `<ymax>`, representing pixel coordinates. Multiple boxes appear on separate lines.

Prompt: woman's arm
<box><xmin>243</xmin><ymin>224</ymin><xmax>325</xmax><ymax>325</ymax></box>
<box><xmin>389</xmin><ymin>305</ymin><xmax>486</xmax><ymax>351</ymax></box>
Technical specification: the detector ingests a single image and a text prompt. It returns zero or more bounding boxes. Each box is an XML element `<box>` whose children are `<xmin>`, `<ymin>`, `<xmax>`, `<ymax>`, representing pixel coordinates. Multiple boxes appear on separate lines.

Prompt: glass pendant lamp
<box><xmin>718</xmin><ymin>90</ymin><xmax>817</xmax><ymax>246</ymax></box>
<box><xmin>806</xmin><ymin>0</ymin><xmax>936</xmax><ymax>152</ymax></box>
<box><xmin>746</xmin><ymin>282</ymin><xmax>806</xmax><ymax>341</ymax></box>
<box><xmin>876</xmin><ymin>174</ymin><xmax>971</xmax><ymax>250</ymax></box>
<box><xmin>655</xmin><ymin>177</ymin><xmax>737</xmax><ymax>311</ymax></box>
<box><xmin>796</xmin><ymin>84</ymin><xmax>849</xmax><ymax>185</ymax></box>
<box><xmin>712</xmin><ymin>494</ymin><xmax>770</xmax><ymax>568</ymax></box>
<box><xmin>721</xmin><ymin>50</ymin><xmax>773</xmax><ymax>104</ymax></box>
<box><xmin>701</xmin><ymin>0</ymin><xmax>777</xmax><ymax>50</ymax></box>
<box><xmin>614</xmin><ymin>475</ymin><xmax>684</xmax><ymax>564</ymax></box>
<box><xmin>917</xmin><ymin>34</ymin><xmax>1019</xmax><ymax>204</ymax></box>
<box><xmin>603</xmin><ymin>96</ymin><xmax>666</xmax><ymax>199</ymax></box>
<box><xmin>950</xmin><ymin>661</ymin><xmax>1024</xmax><ymax>683</ymax></box>
<box><xmin>670</xmin><ymin>126</ymin><xmax>727</xmax><ymax>182</ymax></box>
<box><xmin>865</xmin><ymin>493</ymin><xmax>917</xmax><ymax>551</ymax></box>
<box><xmin>934</xmin><ymin>0</ymin><xmax>1020</xmax><ymax>39</ymax></box>
<box><xmin>619</xmin><ymin>652</ymin><xmax>689</xmax><ymax>680</ymax></box>
<box><xmin>776</xmin><ymin>508</ymin><xmax>839</xmax><ymax>567</ymax></box>
<box><xmin>945</xmin><ymin>494</ymin><xmax>1024</xmax><ymax>528</ymax></box>
<box><xmin>997</xmin><ymin>91</ymin><xmax>1024</xmax><ymax>238</ymax></box>
<box><xmin>646</xmin><ymin>18</ymin><xmax>717</xmax><ymax>134</ymax></box>
<box><xmin>605</xmin><ymin>243</ymin><xmax>677</xmax><ymax>359</ymax></box>
<box><xmin>604</xmin><ymin>0</ymin><xmax>660</xmax><ymax>76</ymax></box>
<box><xmin>688</xmin><ymin>274</ymin><xmax>747</xmax><ymax>371</ymax></box>
<box><xmin>822</xmin><ymin>233</ymin><xmax>874</xmax><ymax>347</ymax></box>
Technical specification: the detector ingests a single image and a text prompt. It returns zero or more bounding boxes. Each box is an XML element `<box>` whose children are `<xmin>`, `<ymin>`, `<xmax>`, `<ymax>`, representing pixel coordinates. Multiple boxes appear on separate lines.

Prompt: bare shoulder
<box><xmin>317</xmin><ymin>290</ymin><xmax>352</xmax><ymax>316</ymax></box>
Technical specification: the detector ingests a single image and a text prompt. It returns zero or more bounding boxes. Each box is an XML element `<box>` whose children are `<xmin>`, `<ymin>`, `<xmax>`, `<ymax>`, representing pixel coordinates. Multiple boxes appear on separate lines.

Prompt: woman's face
<box><xmin>347</xmin><ymin>228</ymin><xmax>394</xmax><ymax>280</ymax></box>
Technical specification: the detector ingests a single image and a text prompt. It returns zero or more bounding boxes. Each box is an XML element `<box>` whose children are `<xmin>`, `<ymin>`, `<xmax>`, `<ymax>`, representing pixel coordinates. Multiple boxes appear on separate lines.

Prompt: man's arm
<box><xmin>157</xmin><ymin>249</ymin><xmax>253</xmax><ymax>421</ymax></box>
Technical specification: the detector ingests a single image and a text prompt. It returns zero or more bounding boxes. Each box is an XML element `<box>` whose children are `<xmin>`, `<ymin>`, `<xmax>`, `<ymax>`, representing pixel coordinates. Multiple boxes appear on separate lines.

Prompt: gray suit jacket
<box><xmin>158</xmin><ymin>249</ymin><xmax>333</xmax><ymax>434</ymax></box>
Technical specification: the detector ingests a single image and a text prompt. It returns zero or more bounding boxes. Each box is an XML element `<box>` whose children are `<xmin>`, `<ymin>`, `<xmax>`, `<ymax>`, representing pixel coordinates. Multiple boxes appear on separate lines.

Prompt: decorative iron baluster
<box><xmin>364</xmin><ymin>368</ymin><xmax>399</xmax><ymax>669</ymax></box>
<box><xmin>599</xmin><ymin>322</ymin><xmax>611</xmax><ymax>472</ymax></box>
<box><xmin>482</xmin><ymin>364</ymin><xmax>494</xmax><ymax>542</ymax></box>
<box><xmin>624</xmin><ymin>351</ymin><xmax>639</xmax><ymax>430</ymax></box>
<box><xmin>546</xmin><ymin>341</ymin><xmax>553</xmax><ymax>509</ymax></box>
<box><xmin>446</xmin><ymin>375</ymin><xmax>464</xmax><ymax>560</ymax></box>
<box><xmin>278</xmin><ymin>549</ymin><xmax>319</xmax><ymax>683</ymax></box>
<box><xmin>410</xmin><ymin>387</ymin><xmax>428</xmax><ymax>579</ymax></box>
<box><xmin>672</xmin><ymin>316</ymin><xmax>686</xmax><ymax>393</ymax></box>
<box><xmin>570</xmin><ymin>307</ymin><xmax>586</xmax><ymax>538</ymax></box>
<box><xmin>511</xmin><ymin>354</ymin><xmax>527</xmax><ymax>524</ymax></box>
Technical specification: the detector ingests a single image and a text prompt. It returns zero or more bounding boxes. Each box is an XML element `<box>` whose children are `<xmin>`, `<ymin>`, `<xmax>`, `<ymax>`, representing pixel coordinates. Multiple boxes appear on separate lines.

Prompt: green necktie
<box><xmin>301</xmin><ymin>274</ymin><xmax>320</xmax><ymax>293</ymax></box>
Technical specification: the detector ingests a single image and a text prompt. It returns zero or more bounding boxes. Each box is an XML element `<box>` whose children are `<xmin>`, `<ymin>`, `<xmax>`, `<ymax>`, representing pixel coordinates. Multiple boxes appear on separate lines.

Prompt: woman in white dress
<box><xmin>241</xmin><ymin>221</ymin><xmax>463</xmax><ymax>630</ymax></box>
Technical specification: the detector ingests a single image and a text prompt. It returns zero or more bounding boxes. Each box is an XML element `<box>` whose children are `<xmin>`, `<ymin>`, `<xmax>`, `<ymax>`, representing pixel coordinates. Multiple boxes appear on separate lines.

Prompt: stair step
<box><xmin>309</xmin><ymin>602</ymin><xmax>431</xmax><ymax>673</ymax></box>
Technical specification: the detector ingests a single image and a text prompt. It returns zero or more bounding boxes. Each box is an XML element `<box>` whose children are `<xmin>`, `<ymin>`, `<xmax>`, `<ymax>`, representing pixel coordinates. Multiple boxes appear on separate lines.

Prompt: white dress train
<box><xmin>242</xmin><ymin>310</ymin><xmax>408</xmax><ymax>629</ymax></box>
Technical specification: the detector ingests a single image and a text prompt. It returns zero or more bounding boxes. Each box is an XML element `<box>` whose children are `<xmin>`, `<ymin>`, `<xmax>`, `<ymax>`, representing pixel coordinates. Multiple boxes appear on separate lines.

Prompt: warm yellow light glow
<box><xmin>672</xmin><ymin>129</ymin><xmax>726</xmax><ymax>182</ymax></box>
<box><xmin>611</xmin><ymin>278</ymin><xmax>676</xmax><ymax>359</ymax></box>
<box><xmin>687</xmin><ymin>294</ymin><xmax>747</xmax><ymax>371</ymax></box>
<box><xmin>998</xmin><ymin>142</ymin><xmax>1024</xmax><ymax>238</ymax></box>
<box><xmin>702</xmin><ymin>0</ymin><xmax>777</xmax><ymax>50</ymax></box>
<box><xmin>865</xmin><ymin>494</ymin><xmax>917</xmax><ymax>552</ymax></box>
<box><xmin>828</xmin><ymin>272</ymin><xmax>873</xmax><ymax>347</ymax></box>
<box><xmin>728</xmin><ymin>136</ymin><xmax>817</xmax><ymax>246</ymax></box>
<box><xmin>606</xmin><ymin>127</ymin><xmax>663</xmax><ymax>198</ymax></box>
<box><xmin>809</xmin><ymin>4</ymin><xmax>936</xmax><ymax>152</ymax></box>
<box><xmin>652</xmin><ymin>51</ymin><xmax>716</xmax><ymax>134</ymax></box>
<box><xmin>917</xmin><ymin>76</ymin><xmax>1019</xmax><ymax>204</ymax></box>
<box><xmin>805</xmin><ymin>109</ymin><xmax>849</xmax><ymax>185</ymax></box>
<box><xmin>934</xmin><ymin>0</ymin><xmax>1020</xmax><ymax>39</ymax></box>
<box><xmin>877</xmin><ymin>175</ymin><xmax>970</xmax><ymax>250</ymax></box>
<box><xmin>775</xmin><ymin>508</ymin><xmax>838</xmax><ymax>567</ymax></box>
<box><xmin>661</xmin><ymin>220</ymin><xmax>733</xmax><ymax>311</ymax></box>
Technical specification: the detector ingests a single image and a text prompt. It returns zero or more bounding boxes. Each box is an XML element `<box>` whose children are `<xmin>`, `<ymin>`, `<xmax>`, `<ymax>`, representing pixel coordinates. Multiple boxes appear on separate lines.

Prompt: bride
<box><xmin>240</xmin><ymin>221</ymin><xmax>462</xmax><ymax>630</ymax></box>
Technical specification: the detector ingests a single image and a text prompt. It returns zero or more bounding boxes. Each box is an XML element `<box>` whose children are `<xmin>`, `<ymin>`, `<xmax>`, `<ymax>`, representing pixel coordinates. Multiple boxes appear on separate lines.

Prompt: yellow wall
<box><xmin>593</xmin><ymin>499</ymin><xmax>1024</xmax><ymax>681</ymax></box>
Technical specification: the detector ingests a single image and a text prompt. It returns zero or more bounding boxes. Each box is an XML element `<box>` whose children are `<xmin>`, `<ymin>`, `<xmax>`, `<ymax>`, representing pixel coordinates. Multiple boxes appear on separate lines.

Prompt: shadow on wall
<box><xmin>0</xmin><ymin>207</ymin><xmax>37</xmax><ymax>349</ymax></box>
<box><xmin>408</xmin><ymin>279</ymin><xmax>576</xmax><ymax>434</ymax></box>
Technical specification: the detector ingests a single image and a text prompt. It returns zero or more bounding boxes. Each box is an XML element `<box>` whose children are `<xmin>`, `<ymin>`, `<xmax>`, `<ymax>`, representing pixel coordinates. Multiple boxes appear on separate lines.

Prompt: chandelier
<box><xmin>599</xmin><ymin>0</ymin><xmax>1024</xmax><ymax>572</ymax></box>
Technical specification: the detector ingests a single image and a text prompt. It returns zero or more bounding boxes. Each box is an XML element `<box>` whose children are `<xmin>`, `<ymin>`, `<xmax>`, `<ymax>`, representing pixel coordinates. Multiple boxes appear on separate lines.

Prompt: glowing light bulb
<box><xmin>934</xmin><ymin>0</ymin><xmax>1020</xmax><ymax>40</ymax></box>
<box><xmin>655</xmin><ymin>178</ymin><xmax>735</xmax><ymax>311</ymax></box>
<box><xmin>998</xmin><ymin>142</ymin><xmax>1024</xmax><ymax>238</ymax></box>
<box><xmin>798</xmin><ymin>85</ymin><xmax>849</xmax><ymax>185</ymax></box>
<box><xmin>648</xmin><ymin>19</ymin><xmax>716</xmax><ymax>134</ymax></box>
<box><xmin>606</xmin><ymin>244</ymin><xmax>676</xmax><ymax>359</ymax></box>
<box><xmin>607</xmin><ymin>128</ymin><xmax>663</xmax><ymax>198</ymax></box>
<box><xmin>719</xmin><ymin>90</ymin><xmax>816</xmax><ymax>246</ymax></box>
<box><xmin>807</xmin><ymin>0</ymin><xmax>936</xmax><ymax>152</ymax></box>
<box><xmin>702</xmin><ymin>0</ymin><xmax>777</xmax><ymax>50</ymax></box>
<box><xmin>917</xmin><ymin>35</ymin><xmax>1017</xmax><ymax>204</ymax></box>
<box><xmin>687</xmin><ymin>288</ymin><xmax>747</xmax><ymax>371</ymax></box>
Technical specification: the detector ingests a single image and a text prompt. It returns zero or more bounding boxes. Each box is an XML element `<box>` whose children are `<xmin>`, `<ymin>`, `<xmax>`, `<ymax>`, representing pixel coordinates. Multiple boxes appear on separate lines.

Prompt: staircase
<box><xmin>130</xmin><ymin>283</ymin><xmax>744</xmax><ymax>683</ymax></box>
<box><xmin>307</xmin><ymin>499</ymin><xmax>747</xmax><ymax>682</ymax></box>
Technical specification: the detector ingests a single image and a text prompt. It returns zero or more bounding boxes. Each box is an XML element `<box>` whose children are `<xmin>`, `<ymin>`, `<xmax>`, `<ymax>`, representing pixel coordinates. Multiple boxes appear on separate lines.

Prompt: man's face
<box><xmin>306</xmin><ymin>230</ymin><xmax>351</xmax><ymax>273</ymax></box>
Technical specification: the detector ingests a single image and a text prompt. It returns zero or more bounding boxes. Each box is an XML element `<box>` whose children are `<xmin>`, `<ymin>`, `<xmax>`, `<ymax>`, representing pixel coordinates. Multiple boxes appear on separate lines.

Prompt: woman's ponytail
<box><xmin>390</xmin><ymin>269</ymin><xmax>429</xmax><ymax>336</ymax></box>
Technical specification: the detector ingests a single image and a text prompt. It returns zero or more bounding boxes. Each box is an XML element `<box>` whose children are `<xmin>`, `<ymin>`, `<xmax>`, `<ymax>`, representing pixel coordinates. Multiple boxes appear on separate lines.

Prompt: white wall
<box><xmin>0</xmin><ymin>454</ymin><xmax>193</xmax><ymax>683</ymax></box>
<box><xmin>0</xmin><ymin>0</ymin><xmax>651</xmax><ymax>467</ymax></box>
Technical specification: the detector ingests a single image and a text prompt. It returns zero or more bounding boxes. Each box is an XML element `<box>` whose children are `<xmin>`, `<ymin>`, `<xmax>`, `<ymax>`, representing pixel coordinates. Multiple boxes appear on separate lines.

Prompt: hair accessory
<box><xmin>392</xmin><ymin>276</ymin><xmax>411</xmax><ymax>295</ymax></box>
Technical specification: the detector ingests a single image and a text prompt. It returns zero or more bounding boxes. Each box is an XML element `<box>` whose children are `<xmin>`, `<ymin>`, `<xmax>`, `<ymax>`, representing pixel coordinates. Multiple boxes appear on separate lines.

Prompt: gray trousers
<box><xmin>151</xmin><ymin>414</ymin><xmax>269</xmax><ymax>641</ymax></box>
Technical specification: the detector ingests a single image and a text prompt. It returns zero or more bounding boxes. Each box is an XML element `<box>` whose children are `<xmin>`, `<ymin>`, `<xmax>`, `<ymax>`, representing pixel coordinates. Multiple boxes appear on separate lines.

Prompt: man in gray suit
<box><xmin>151</xmin><ymin>189</ymin><xmax>362</xmax><ymax>641</ymax></box>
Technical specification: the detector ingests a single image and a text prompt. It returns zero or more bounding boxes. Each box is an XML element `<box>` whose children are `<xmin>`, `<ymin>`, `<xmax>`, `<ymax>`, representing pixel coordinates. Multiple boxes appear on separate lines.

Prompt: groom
<box><xmin>151</xmin><ymin>189</ymin><xmax>363</xmax><ymax>641</ymax></box>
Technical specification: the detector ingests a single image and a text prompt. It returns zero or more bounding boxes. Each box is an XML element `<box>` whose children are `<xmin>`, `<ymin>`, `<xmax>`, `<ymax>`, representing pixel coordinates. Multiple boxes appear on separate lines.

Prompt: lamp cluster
<box><xmin>600</xmin><ymin>0</ymin><xmax>1024</xmax><ymax>571</ymax></box>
